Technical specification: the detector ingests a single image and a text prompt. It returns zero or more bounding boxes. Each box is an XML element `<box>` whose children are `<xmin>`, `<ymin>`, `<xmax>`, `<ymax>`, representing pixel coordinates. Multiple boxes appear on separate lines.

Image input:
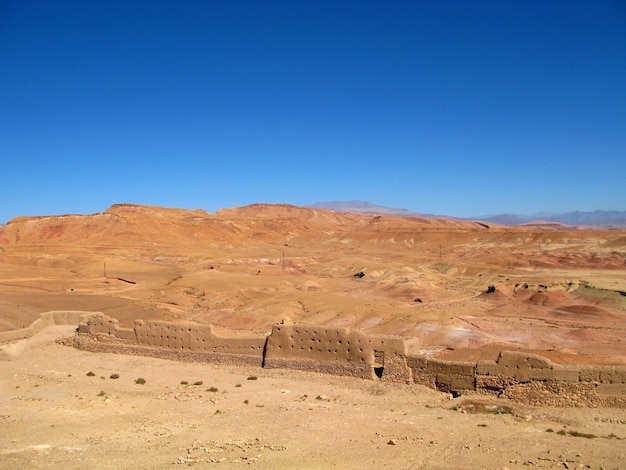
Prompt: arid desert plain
<box><xmin>1</xmin><ymin>203</ymin><xmax>626</xmax><ymax>469</ymax></box>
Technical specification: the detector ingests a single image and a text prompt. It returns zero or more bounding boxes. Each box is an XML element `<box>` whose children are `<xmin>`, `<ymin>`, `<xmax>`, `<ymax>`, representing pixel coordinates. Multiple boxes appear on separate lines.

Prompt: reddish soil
<box><xmin>1</xmin><ymin>203</ymin><xmax>624</xmax><ymax>365</ymax></box>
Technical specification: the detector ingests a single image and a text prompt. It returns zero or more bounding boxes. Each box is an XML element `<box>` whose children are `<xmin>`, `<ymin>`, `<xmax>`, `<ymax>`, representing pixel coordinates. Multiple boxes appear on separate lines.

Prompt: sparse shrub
<box><xmin>485</xmin><ymin>285</ymin><xmax>496</xmax><ymax>294</ymax></box>
<box><xmin>206</xmin><ymin>386</ymin><xmax>218</xmax><ymax>393</ymax></box>
<box><xmin>86</xmin><ymin>371</ymin><xmax>96</xmax><ymax>377</ymax></box>
<box><xmin>557</xmin><ymin>429</ymin><xmax>597</xmax><ymax>439</ymax></box>
<box><xmin>110</xmin><ymin>373</ymin><xmax>120</xmax><ymax>379</ymax></box>
<box><xmin>235</xmin><ymin>384</ymin><xmax>242</xmax><ymax>388</ymax></box>
<box><xmin>97</xmin><ymin>390</ymin><xmax>106</xmax><ymax>397</ymax></box>
<box><xmin>246</xmin><ymin>375</ymin><xmax>257</xmax><ymax>381</ymax></box>
<box><xmin>214</xmin><ymin>409</ymin><xmax>221</xmax><ymax>415</ymax></box>
<box><xmin>193</xmin><ymin>381</ymin><xmax>203</xmax><ymax>386</ymax></box>
<box><xmin>135</xmin><ymin>378</ymin><xmax>146</xmax><ymax>385</ymax></box>
<box><xmin>180</xmin><ymin>380</ymin><xmax>188</xmax><ymax>385</ymax></box>
<box><xmin>244</xmin><ymin>399</ymin><xmax>249</xmax><ymax>404</ymax></box>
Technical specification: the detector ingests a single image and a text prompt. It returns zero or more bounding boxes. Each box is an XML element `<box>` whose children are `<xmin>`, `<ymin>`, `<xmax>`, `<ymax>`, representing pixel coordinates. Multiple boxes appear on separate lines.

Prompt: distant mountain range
<box><xmin>475</xmin><ymin>211</ymin><xmax>626</xmax><ymax>227</ymax></box>
<box><xmin>307</xmin><ymin>201</ymin><xmax>433</xmax><ymax>217</ymax></box>
<box><xmin>309</xmin><ymin>201</ymin><xmax>626</xmax><ymax>227</ymax></box>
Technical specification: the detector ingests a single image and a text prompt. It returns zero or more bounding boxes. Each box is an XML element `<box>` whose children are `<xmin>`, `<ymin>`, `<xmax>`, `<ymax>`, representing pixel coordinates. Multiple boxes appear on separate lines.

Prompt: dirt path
<box><xmin>1</xmin><ymin>327</ymin><xmax>626</xmax><ymax>469</ymax></box>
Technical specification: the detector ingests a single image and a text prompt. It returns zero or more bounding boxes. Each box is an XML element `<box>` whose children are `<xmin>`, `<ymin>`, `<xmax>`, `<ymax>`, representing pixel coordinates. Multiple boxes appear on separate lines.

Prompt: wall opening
<box><xmin>374</xmin><ymin>350</ymin><xmax>384</xmax><ymax>379</ymax></box>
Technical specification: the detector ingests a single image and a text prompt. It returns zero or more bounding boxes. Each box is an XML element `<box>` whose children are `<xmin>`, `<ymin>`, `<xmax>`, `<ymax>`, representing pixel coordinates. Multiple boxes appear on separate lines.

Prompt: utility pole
<box><xmin>103</xmin><ymin>262</ymin><xmax>107</xmax><ymax>279</ymax></box>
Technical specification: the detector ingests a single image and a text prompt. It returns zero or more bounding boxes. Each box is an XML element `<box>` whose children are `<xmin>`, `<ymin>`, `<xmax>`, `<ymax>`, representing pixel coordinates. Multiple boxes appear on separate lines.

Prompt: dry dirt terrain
<box><xmin>1</xmin><ymin>203</ymin><xmax>626</xmax><ymax>468</ymax></box>
<box><xmin>2</xmin><ymin>326</ymin><xmax>626</xmax><ymax>469</ymax></box>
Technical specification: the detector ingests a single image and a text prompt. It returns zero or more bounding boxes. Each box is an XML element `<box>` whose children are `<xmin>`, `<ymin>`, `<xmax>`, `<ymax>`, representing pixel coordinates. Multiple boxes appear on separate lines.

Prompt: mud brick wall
<box><xmin>22</xmin><ymin>311</ymin><xmax>624</xmax><ymax>405</ymax></box>
<box><xmin>0</xmin><ymin>310</ymin><xmax>93</xmax><ymax>343</ymax></box>
<box><xmin>133</xmin><ymin>320</ymin><xmax>265</xmax><ymax>356</ymax></box>
<box><xmin>578</xmin><ymin>365</ymin><xmax>626</xmax><ymax>384</ymax></box>
<box><xmin>263</xmin><ymin>322</ymin><xmax>410</xmax><ymax>381</ymax></box>
<box><xmin>77</xmin><ymin>313</ymin><xmax>265</xmax><ymax>361</ymax></box>
<box><xmin>407</xmin><ymin>350</ymin><xmax>626</xmax><ymax>396</ymax></box>
<box><xmin>407</xmin><ymin>355</ymin><xmax>475</xmax><ymax>392</ymax></box>
<box><xmin>476</xmin><ymin>351</ymin><xmax>579</xmax><ymax>391</ymax></box>
<box><xmin>69</xmin><ymin>334</ymin><xmax>263</xmax><ymax>367</ymax></box>
<box><xmin>263</xmin><ymin>357</ymin><xmax>374</xmax><ymax>379</ymax></box>
<box><xmin>83</xmin><ymin>313</ymin><xmax>132</xmax><ymax>339</ymax></box>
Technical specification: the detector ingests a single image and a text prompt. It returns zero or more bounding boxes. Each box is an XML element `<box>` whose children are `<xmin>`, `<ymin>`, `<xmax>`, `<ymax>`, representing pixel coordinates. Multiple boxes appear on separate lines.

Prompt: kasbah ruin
<box><xmin>4</xmin><ymin>309</ymin><xmax>626</xmax><ymax>408</ymax></box>
<box><xmin>2</xmin><ymin>203</ymin><xmax>625</xmax><ymax>407</ymax></box>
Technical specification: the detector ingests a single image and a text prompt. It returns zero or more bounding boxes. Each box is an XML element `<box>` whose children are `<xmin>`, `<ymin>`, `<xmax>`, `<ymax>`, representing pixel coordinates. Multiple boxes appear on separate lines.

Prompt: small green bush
<box><xmin>193</xmin><ymin>381</ymin><xmax>203</xmax><ymax>386</ymax></box>
<box><xmin>110</xmin><ymin>373</ymin><xmax>120</xmax><ymax>379</ymax></box>
<box><xmin>135</xmin><ymin>378</ymin><xmax>146</xmax><ymax>385</ymax></box>
<box><xmin>180</xmin><ymin>380</ymin><xmax>189</xmax><ymax>385</ymax></box>
<box><xmin>246</xmin><ymin>376</ymin><xmax>258</xmax><ymax>381</ymax></box>
<box><xmin>206</xmin><ymin>386</ymin><xmax>218</xmax><ymax>393</ymax></box>
<box><xmin>86</xmin><ymin>371</ymin><xmax>95</xmax><ymax>377</ymax></box>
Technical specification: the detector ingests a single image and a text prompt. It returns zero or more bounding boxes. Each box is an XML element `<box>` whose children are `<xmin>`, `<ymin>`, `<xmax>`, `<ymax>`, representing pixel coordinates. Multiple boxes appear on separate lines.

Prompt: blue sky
<box><xmin>2</xmin><ymin>0</ymin><xmax>625</xmax><ymax>223</ymax></box>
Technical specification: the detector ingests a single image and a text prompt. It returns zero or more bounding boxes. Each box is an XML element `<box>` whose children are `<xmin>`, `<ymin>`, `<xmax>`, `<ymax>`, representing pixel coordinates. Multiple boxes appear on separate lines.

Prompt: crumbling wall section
<box><xmin>0</xmin><ymin>310</ymin><xmax>94</xmax><ymax>343</ymax></box>
<box><xmin>475</xmin><ymin>351</ymin><xmax>579</xmax><ymax>392</ymax></box>
<box><xmin>76</xmin><ymin>313</ymin><xmax>265</xmax><ymax>363</ymax></box>
<box><xmin>133</xmin><ymin>320</ymin><xmax>265</xmax><ymax>356</ymax></box>
<box><xmin>407</xmin><ymin>355</ymin><xmax>475</xmax><ymax>392</ymax></box>
<box><xmin>65</xmin><ymin>313</ymin><xmax>626</xmax><ymax>405</ymax></box>
<box><xmin>263</xmin><ymin>322</ymin><xmax>410</xmax><ymax>382</ymax></box>
<box><xmin>408</xmin><ymin>349</ymin><xmax>626</xmax><ymax>405</ymax></box>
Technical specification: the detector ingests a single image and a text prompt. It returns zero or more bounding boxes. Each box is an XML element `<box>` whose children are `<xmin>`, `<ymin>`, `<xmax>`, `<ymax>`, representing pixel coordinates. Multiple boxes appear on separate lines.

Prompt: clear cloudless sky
<box><xmin>1</xmin><ymin>0</ymin><xmax>625</xmax><ymax>223</ymax></box>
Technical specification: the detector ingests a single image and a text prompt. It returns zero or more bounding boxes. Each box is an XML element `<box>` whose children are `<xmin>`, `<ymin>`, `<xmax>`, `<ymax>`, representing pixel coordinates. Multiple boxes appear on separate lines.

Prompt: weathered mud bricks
<box><xmin>133</xmin><ymin>320</ymin><xmax>264</xmax><ymax>356</ymax></box>
<box><xmin>82</xmin><ymin>313</ymin><xmax>130</xmax><ymax>339</ymax></box>
<box><xmin>407</xmin><ymin>356</ymin><xmax>475</xmax><ymax>392</ymax></box>
<box><xmin>263</xmin><ymin>322</ymin><xmax>411</xmax><ymax>382</ymax></box>
<box><xmin>77</xmin><ymin>313</ymin><xmax>265</xmax><ymax>364</ymax></box>
<box><xmin>64</xmin><ymin>312</ymin><xmax>626</xmax><ymax>404</ymax></box>
<box><xmin>475</xmin><ymin>351</ymin><xmax>582</xmax><ymax>391</ymax></box>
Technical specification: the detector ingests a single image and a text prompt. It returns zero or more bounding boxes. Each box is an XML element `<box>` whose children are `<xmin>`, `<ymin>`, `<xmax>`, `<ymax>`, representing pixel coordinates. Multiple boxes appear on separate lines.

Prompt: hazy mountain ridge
<box><xmin>307</xmin><ymin>201</ymin><xmax>436</xmax><ymax>217</ymax></box>
<box><xmin>477</xmin><ymin>210</ymin><xmax>626</xmax><ymax>228</ymax></box>
<box><xmin>310</xmin><ymin>201</ymin><xmax>626</xmax><ymax>227</ymax></box>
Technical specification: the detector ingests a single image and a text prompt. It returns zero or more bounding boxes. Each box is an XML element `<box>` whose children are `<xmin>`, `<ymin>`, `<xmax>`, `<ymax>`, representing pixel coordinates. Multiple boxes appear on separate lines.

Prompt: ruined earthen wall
<box><xmin>263</xmin><ymin>322</ymin><xmax>410</xmax><ymax>381</ymax></box>
<box><xmin>133</xmin><ymin>320</ymin><xmax>265</xmax><ymax>356</ymax></box>
<box><xmin>407</xmin><ymin>350</ymin><xmax>626</xmax><ymax>397</ymax></box>
<box><xmin>79</xmin><ymin>313</ymin><xmax>265</xmax><ymax>361</ymax></box>
<box><xmin>0</xmin><ymin>310</ymin><xmax>94</xmax><ymax>343</ymax></box>
<box><xmin>69</xmin><ymin>334</ymin><xmax>263</xmax><ymax>367</ymax></box>
<box><xmin>9</xmin><ymin>312</ymin><xmax>626</xmax><ymax>404</ymax></box>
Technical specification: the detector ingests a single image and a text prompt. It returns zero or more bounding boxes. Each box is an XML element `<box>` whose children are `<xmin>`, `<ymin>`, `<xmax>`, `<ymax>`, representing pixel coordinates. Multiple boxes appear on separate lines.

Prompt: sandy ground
<box><xmin>1</xmin><ymin>204</ymin><xmax>626</xmax><ymax>468</ymax></box>
<box><xmin>1</xmin><ymin>326</ymin><xmax>625</xmax><ymax>469</ymax></box>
